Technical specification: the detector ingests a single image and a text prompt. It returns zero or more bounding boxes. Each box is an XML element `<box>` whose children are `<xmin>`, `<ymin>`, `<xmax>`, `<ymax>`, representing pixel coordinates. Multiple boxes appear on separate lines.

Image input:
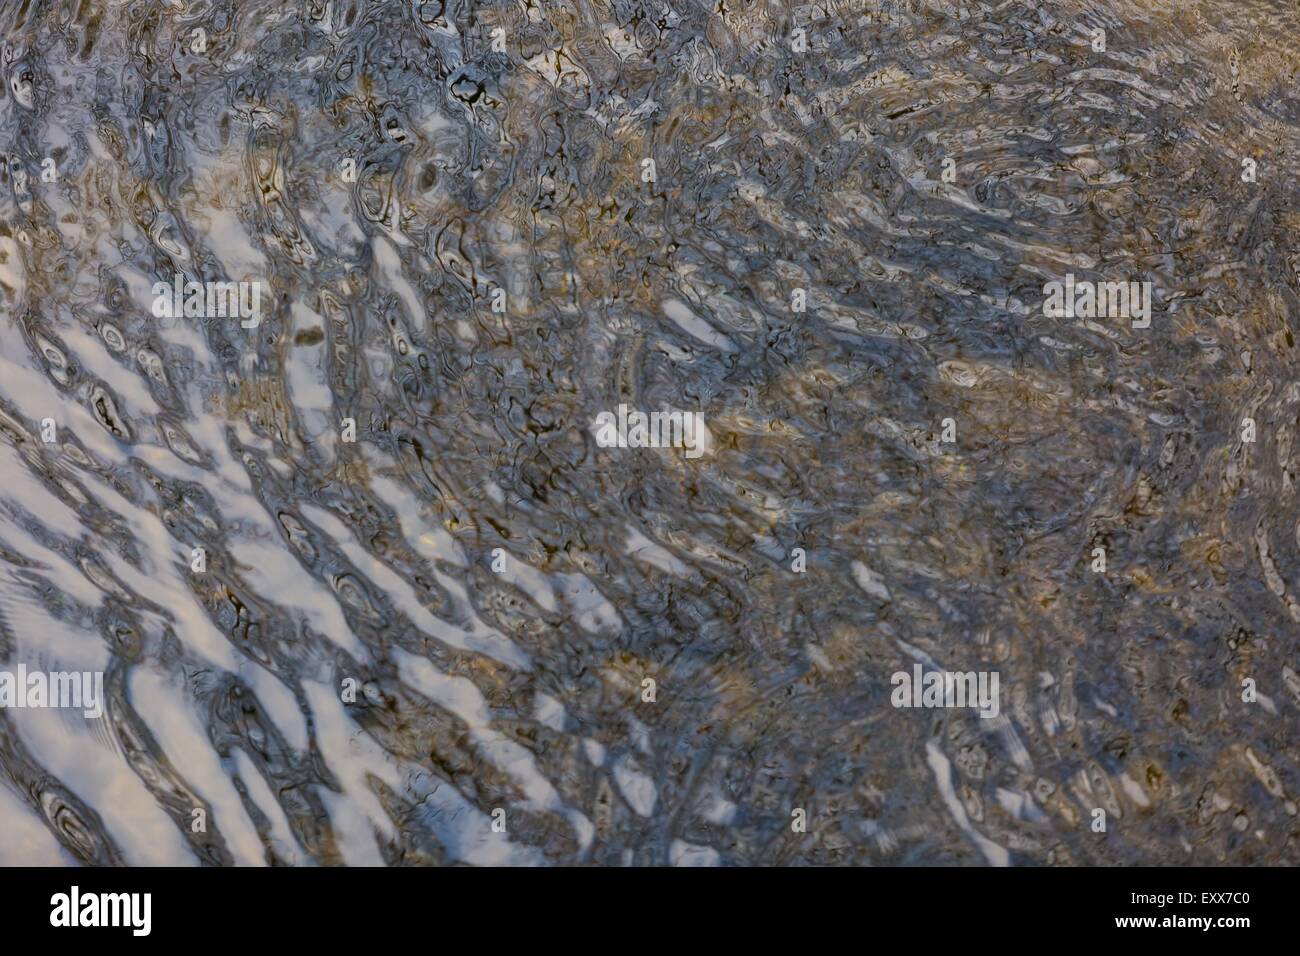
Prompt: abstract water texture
<box><xmin>0</xmin><ymin>0</ymin><xmax>1297</xmax><ymax>865</ymax></box>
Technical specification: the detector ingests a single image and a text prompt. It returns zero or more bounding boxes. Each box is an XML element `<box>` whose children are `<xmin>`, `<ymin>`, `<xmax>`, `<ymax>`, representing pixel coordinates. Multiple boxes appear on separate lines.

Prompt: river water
<box><xmin>0</xmin><ymin>0</ymin><xmax>1297</xmax><ymax>866</ymax></box>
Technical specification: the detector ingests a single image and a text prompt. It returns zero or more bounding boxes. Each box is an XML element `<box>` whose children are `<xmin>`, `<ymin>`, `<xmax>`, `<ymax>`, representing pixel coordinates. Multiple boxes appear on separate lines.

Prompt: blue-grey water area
<box><xmin>0</xmin><ymin>0</ymin><xmax>1297</xmax><ymax>866</ymax></box>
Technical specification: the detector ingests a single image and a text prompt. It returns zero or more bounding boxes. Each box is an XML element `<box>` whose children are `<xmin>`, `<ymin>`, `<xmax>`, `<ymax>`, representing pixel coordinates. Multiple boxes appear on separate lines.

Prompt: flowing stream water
<box><xmin>0</xmin><ymin>0</ymin><xmax>1298</xmax><ymax>866</ymax></box>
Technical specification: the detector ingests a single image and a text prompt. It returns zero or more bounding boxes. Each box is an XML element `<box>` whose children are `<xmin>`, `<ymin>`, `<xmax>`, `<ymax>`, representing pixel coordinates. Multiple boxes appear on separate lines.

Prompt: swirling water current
<box><xmin>0</xmin><ymin>0</ymin><xmax>1298</xmax><ymax>866</ymax></box>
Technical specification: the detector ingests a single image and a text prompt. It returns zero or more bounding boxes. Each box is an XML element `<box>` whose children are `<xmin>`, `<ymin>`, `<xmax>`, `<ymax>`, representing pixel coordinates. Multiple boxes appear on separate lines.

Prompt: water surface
<box><xmin>0</xmin><ymin>0</ymin><xmax>1298</xmax><ymax>866</ymax></box>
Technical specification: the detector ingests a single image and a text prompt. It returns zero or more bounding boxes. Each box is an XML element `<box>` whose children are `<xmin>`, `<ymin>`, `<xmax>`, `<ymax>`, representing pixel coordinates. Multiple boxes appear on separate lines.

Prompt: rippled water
<box><xmin>1</xmin><ymin>0</ymin><xmax>1297</xmax><ymax>867</ymax></box>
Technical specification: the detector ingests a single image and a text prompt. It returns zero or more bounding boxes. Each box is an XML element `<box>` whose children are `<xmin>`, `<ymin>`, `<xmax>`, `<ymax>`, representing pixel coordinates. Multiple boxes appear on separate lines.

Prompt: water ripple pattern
<box><xmin>0</xmin><ymin>0</ymin><xmax>1297</xmax><ymax>866</ymax></box>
